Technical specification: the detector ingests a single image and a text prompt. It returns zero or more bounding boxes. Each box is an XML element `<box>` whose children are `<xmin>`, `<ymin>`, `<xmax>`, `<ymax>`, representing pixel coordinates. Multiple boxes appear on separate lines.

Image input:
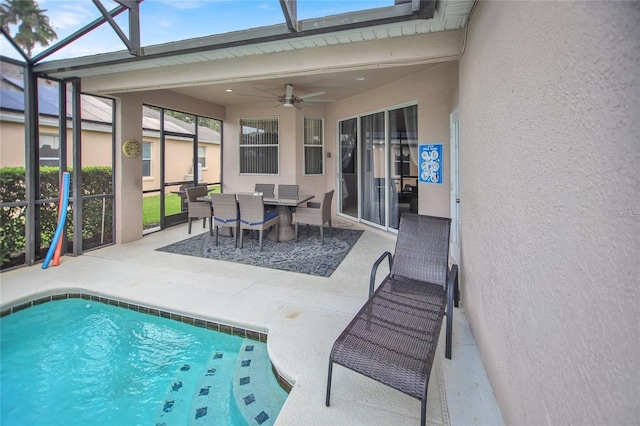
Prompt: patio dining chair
<box><xmin>293</xmin><ymin>190</ymin><xmax>334</xmax><ymax>245</ymax></box>
<box><xmin>185</xmin><ymin>185</ymin><xmax>213</xmax><ymax>235</ymax></box>
<box><xmin>209</xmin><ymin>193</ymin><xmax>240</xmax><ymax>247</ymax></box>
<box><xmin>237</xmin><ymin>193</ymin><xmax>280</xmax><ymax>251</ymax></box>
<box><xmin>254</xmin><ymin>183</ymin><xmax>275</xmax><ymax>198</ymax></box>
<box><xmin>277</xmin><ymin>184</ymin><xmax>298</xmax><ymax>199</ymax></box>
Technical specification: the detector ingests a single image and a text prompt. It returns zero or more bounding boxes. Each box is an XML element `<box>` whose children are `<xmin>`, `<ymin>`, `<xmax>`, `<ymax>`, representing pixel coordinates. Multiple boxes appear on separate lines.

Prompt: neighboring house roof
<box><xmin>0</xmin><ymin>66</ymin><xmax>220</xmax><ymax>143</ymax></box>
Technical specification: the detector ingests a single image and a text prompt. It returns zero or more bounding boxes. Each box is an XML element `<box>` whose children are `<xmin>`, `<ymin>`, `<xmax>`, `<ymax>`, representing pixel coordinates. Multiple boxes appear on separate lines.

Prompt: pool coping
<box><xmin>0</xmin><ymin>291</ymin><xmax>294</xmax><ymax>394</ymax></box>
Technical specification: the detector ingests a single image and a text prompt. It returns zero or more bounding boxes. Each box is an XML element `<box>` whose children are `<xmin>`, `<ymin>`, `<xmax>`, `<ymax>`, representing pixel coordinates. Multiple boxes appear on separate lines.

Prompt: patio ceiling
<box><xmin>32</xmin><ymin>0</ymin><xmax>475</xmax><ymax>108</ymax></box>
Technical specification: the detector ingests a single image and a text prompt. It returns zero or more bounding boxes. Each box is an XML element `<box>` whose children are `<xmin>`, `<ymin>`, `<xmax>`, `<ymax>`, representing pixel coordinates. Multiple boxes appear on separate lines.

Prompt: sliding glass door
<box><xmin>338</xmin><ymin>105</ymin><xmax>418</xmax><ymax>231</ymax></box>
<box><xmin>389</xmin><ymin>105</ymin><xmax>418</xmax><ymax>229</ymax></box>
<box><xmin>360</xmin><ymin>112</ymin><xmax>386</xmax><ymax>227</ymax></box>
<box><xmin>338</xmin><ymin>118</ymin><xmax>358</xmax><ymax>219</ymax></box>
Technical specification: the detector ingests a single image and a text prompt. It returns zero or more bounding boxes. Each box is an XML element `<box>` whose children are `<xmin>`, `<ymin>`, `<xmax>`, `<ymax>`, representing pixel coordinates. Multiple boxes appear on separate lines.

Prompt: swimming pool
<box><xmin>0</xmin><ymin>297</ymin><xmax>288</xmax><ymax>426</ymax></box>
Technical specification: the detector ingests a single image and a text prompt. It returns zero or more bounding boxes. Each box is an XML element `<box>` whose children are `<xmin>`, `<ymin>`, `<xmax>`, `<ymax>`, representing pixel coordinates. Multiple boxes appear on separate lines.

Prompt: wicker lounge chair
<box><xmin>293</xmin><ymin>190</ymin><xmax>334</xmax><ymax>244</ymax></box>
<box><xmin>209</xmin><ymin>193</ymin><xmax>239</xmax><ymax>247</ymax></box>
<box><xmin>326</xmin><ymin>213</ymin><xmax>459</xmax><ymax>426</ymax></box>
<box><xmin>237</xmin><ymin>193</ymin><xmax>280</xmax><ymax>251</ymax></box>
<box><xmin>185</xmin><ymin>186</ymin><xmax>213</xmax><ymax>235</ymax></box>
<box><xmin>254</xmin><ymin>183</ymin><xmax>275</xmax><ymax>198</ymax></box>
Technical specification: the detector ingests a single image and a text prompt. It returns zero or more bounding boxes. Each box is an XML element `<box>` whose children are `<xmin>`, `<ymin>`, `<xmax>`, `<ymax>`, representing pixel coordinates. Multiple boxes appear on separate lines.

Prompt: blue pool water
<box><xmin>0</xmin><ymin>298</ymin><xmax>287</xmax><ymax>426</ymax></box>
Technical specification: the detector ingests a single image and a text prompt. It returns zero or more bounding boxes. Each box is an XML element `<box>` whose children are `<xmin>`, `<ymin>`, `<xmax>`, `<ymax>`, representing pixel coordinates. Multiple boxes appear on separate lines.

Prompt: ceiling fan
<box><xmin>277</xmin><ymin>84</ymin><xmax>335</xmax><ymax>108</ymax></box>
<box><xmin>238</xmin><ymin>84</ymin><xmax>335</xmax><ymax>109</ymax></box>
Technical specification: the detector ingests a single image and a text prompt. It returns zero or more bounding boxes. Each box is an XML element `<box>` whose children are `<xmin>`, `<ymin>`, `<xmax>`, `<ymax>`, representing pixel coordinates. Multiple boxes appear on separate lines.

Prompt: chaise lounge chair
<box><xmin>326</xmin><ymin>213</ymin><xmax>459</xmax><ymax>426</ymax></box>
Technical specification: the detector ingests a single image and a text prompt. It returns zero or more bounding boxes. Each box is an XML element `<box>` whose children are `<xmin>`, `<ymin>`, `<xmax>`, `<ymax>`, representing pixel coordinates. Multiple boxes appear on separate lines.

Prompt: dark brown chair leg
<box><xmin>325</xmin><ymin>360</ymin><xmax>333</xmax><ymax>406</ymax></box>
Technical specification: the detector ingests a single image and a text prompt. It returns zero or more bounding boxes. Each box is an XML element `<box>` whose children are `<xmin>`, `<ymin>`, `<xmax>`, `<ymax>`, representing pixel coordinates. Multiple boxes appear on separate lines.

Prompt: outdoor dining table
<box><xmin>262</xmin><ymin>194</ymin><xmax>314</xmax><ymax>241</ymax></box>
<box><xmin>197</xmin><ymin>193</ymin><xmax>314</xmax><ymax>242</ymax></box>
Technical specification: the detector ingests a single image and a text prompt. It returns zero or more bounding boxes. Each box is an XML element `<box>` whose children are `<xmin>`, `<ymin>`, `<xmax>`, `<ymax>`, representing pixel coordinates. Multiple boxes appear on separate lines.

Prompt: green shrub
<box><xmin>0</xmin><ymin>166</ymin><xmax>114</xmax><ymax>269</ymax></box>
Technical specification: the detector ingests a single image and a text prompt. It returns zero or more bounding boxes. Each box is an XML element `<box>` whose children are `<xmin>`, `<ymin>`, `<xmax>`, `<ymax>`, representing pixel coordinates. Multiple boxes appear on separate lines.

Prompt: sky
<box><xmin>1</xmin><ymin>0</ymin><xmax>394</xmax><ymax>61</ymax></box>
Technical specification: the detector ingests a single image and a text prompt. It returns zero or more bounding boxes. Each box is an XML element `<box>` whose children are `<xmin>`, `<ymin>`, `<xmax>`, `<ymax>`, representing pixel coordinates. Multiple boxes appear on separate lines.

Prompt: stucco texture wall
<box><xmin>326</xmin><ymin>62</ymin><xmax>458</xmax><ymax>218</ymax></box>
<box><xmin>459</xmin><ymin>2</ymin><xmax>639</xmax><ymax>425</ymax></box>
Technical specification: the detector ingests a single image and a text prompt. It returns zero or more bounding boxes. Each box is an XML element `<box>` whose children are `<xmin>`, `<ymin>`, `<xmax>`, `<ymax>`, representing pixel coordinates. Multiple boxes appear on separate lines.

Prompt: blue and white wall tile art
<box><xmin>419</xmin><ymin>144</ymin><xmax>443</xmax><ymax>184</ymax></box>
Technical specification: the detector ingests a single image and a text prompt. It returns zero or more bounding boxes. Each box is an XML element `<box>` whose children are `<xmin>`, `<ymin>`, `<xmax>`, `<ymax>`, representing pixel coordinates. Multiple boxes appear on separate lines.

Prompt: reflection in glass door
<box><xmin>338</xmin><ymin>118</ymin><xmax>358</xmax><ymax>218</ymax></box>
<box><xmin>389</xmin><ymin>105</ymin><xmax>419</xmax><ymax>229</ymax></box>
<box><xmin>360</xmin><ymin>112</ymin><xmax>385</xmax><ymax>227</ymax></box>
<box><xmin>337</xmin><ymin>105</ymin><xmax>418</xmax><ymax>231</ymax></box>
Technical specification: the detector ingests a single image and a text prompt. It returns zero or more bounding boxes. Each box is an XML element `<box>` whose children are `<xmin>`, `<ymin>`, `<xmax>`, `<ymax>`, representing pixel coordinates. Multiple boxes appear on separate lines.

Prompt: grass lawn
<box><xmin>143</xmin><ymin>185</ymin><xmax>220</xmax><ymax>227</ymax></box>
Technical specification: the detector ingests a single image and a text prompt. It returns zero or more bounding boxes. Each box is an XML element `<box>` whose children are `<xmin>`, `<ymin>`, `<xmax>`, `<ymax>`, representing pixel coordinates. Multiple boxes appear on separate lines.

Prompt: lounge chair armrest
<box><xmin>369</xmin><ymin>251</ymin><xmax>393</xmax><ymax>298</ymax></box>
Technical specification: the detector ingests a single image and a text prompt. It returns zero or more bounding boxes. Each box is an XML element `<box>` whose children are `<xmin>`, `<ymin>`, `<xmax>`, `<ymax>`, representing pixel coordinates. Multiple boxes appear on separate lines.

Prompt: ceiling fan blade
<box><xmin>303</xmin><ymin>98</ymin><xmax>335</xmax><ymax>103</ymax></box>
<box><xmin>298</xmin><ymin>91</ymin><xmax>326</xmax><ymax>99</ymax></box>
<box><xmin>235</xmin><ymin>93</ymin><xmax>275</xmax><ymax>99</ymax></box>
<box><xmin>252</xmin><ymin>87</ymin><xmax>281</xmax><ymax>97</ymax></box>
<box><xmin>285</xmin><ymin>84</ymin><xmax>294</xmax><ymax>99</ymax></box>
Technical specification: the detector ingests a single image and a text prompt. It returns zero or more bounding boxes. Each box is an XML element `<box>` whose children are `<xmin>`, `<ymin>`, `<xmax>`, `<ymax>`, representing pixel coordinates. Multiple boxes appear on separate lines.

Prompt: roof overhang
<box><xmin>32</xmin><ymin>0</ymin><xmax>474</xmax><ymax>81</ymax></box>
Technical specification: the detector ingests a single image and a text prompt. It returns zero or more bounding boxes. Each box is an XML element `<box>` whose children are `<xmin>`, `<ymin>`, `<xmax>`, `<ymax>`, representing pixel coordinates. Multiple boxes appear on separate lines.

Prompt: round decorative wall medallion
<box><xmin>122</xmin><ymin>139</ymin><xmax>142</xmax><ymax>158</ymax></box>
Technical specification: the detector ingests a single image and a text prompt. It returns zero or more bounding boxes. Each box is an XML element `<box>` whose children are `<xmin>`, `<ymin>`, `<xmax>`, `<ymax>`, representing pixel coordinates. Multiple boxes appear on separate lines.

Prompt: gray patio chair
<box><xmin>209</xmin><ymin>193</ymin><xmax>240</xmax><ymax>247</ymax></box>
<box><xmin>254</xmin><ymin>183</ymin><xmax>275</xmax><ymax>198</ymax></box>
<box><xmin>277</xmin><ymin>184</ymin><xmax>298</xmax><ymax>199</ymax></box>
<box><xmin>185</xmin><ymin>185</ymin><xmax>213</xmax><ymax>235</ymax></box>
<box><xmin>237</xmin><ymin>193</ymin><xmax>280</xmax><ymax>251</ymax></box>
<box><xmin>326</xmin><ymin>213</ymin><xmax>459</xmax><ymax>426</ymax></box>
<box><xmin>293</xmin><ymin>190</ymin><xmax>334</xmax><ymax>245</ymax></box>
<box><xmin>278</xmin><ymin>184</ymin><xmax>299</xmax><ymax>213</ymax></box>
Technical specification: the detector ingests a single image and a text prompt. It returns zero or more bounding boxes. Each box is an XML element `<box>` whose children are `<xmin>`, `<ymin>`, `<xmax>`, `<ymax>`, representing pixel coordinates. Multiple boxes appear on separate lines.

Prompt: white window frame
<box><xmin>142</xmin><ymin>141</ymin><xmax>152</xmax><ymax>178</ymax></box>
<box><xmin>303</xmin><ymin>116</ymin><xmax>324</xmax><ymax>175</ymax></box>
<box><xmin>39</xmin><ymin>133</ymin><xmax>60</xmax><ymax>166</ymax></box>
<box><xmin>239</xmin><ymin>116</ymin><xmax>279</xmax><ymax>175</ymax></box>
<box><xmin>198</xmin><ymin>145</ymin><xmax>207</xmax><ymax>169</ymax></box>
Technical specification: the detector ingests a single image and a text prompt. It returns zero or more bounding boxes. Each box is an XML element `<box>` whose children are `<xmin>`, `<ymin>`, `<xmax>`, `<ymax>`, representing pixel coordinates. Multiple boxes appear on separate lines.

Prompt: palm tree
<box><xmin>0</xmin><ymin>0</ymin><xmax>57</xmax><ymax>58</ymax></box>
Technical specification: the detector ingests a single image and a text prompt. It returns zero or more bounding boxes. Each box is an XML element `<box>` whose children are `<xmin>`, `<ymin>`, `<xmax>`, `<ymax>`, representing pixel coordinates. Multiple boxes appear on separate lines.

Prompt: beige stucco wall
<box><xmin>0</xmin><ymin>120</ymin><xmax>113</xmax><ymax>169</ymax></box>
<box><xmin>113</xmin><ymin>91</ymin><xmax>225</xmax><ymax>242</ymax></box>
<box><xmin>81</xmin><ymin>28</ymin><xmax>463</xmax><ymax>234</ymax></box>
<box><xmin>220</xmin><ymin>62</ymin><xmax>457</xmax><ymax>219</ymax></box>
<box><xmin>0</xmin><ymin>120</ymin><xmax>26</xmax><ymax>166</ymax></box>
<box><xmin>0</xmin><ymin>117</ymin><xmax>220</xmax><ymax>192</ymax></box>
<box><xmin>223</xmin><ymin>103</ymin><xmax>329</xmax><ymax>198</ymax></box>
<box><xmin>459</xmin><ymin>2</ymin><xmax>639</xmax><ymax>425</ymax></box>
<box><xmin>326</xmin><ymin>61</ymin><xmax>458</xmax><ymax>218</ymax></box>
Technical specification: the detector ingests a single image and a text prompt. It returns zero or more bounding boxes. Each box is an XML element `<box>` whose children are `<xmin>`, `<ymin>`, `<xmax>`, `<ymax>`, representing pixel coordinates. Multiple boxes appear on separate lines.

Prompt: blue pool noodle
<box><xmin>42</xmin><ymin>172</ymin><xmax>70</xmax><ymax>269</ymax></box>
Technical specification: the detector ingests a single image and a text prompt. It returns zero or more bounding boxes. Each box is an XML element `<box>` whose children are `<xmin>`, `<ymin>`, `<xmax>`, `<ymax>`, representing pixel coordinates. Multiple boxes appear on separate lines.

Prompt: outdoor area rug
<box><xmin>156</xmin><ymin>227</ymin><xmax>364</xmax><ymax>277</ymax></box>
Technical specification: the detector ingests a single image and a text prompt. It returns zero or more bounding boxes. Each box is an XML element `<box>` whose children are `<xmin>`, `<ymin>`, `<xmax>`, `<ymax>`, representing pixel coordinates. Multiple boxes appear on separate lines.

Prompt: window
<box><xmin>304</xmin><ymin>117</ymin><xmax>324</xmax><ymax>175</ymax></box>
<box><xmin>198</xmin><ymin>146</ymin><xmax>206</xmax><ymax>169</ymax></box>
<box><xmin>239</xmin><ymin>117</ymin><xmax>278</xmax><ymax>174</ymax></box>
<box><xmin>39</xmin><ymin>134</ymin><xmax>59</xmax><ymax>167</ymax></box>
<box><xmin>142</xmin><ymin>142</ymin><xmax>152</xmax><ymax>177</ymax></box>
<box><xmin>394</xmin><ymin>148</ymin><xmax>411</xmax><ymax>176</ymax></box>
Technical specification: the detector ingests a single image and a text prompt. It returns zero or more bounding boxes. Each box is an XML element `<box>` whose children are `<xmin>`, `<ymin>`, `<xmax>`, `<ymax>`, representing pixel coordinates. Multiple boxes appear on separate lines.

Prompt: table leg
<box><xmin>268</xmin><ymin>205</ymin><xmax>296</xmax><ymax>241</ymax></box>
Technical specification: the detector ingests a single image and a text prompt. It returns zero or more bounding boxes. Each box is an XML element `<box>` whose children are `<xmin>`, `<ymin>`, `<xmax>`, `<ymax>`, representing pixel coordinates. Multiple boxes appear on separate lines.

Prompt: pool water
<box><xmin>0</xmin><ymin>298</ymin><xmax>287</xmax><ymax>426</ymax></box>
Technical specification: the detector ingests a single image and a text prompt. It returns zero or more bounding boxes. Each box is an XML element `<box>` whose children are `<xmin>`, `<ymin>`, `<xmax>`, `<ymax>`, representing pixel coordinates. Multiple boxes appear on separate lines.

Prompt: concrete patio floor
<box><xmin>0</xmin><ymin>220</ymin><xmax>503</xmax><ymax>426</ymax></box>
